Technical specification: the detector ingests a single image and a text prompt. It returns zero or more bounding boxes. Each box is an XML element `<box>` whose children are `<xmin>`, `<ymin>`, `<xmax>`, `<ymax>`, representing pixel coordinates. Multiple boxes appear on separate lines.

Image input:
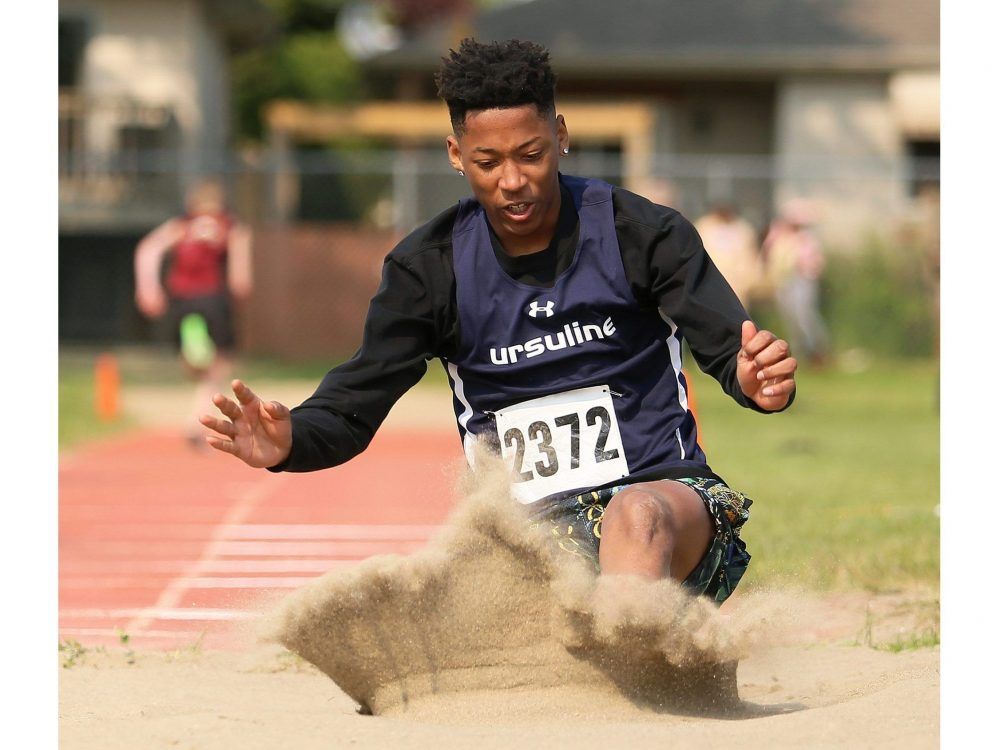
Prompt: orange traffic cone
<box><xmin>95</xmin><ymin>353</ymin><xmax>120</xmax><ymax>422</ymax></box>
<box><xmin>683</xmin><ymin>370</ymin><xmax>705</xmax><ymax>451</ymax></box>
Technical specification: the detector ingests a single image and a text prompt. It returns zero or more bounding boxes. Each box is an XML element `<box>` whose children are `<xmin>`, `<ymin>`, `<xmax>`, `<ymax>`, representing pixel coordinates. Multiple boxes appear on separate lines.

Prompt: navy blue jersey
<box><xmin>444</xmin><ymin>175</ymin><xmax>708</xmax><ymax>502</ymax></box>
<box><xmin>271</xmin><ymin>175</ymin><xmax>789</xmax><ymax>479</ymax></box>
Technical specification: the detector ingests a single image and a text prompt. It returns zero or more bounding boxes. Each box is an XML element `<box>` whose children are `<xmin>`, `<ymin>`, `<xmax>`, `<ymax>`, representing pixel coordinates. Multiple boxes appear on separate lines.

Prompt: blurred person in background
<box><xmin>761</xmin><ymin>199</ymin><xmax>829</xmax><ymax>367</ymax></box>
<box><xmin>694</xmin><ymin>201</ymin><xmax>762</xmax><ymax>309</ymax></box>
<box><xmin>134</xmin><ymin>178</ymin><xmax>253</xmax><ymax>445</ymax></box>
<box><xmin>202</xmin><ymin>39</ymin><xmax>798</xmax><ymax>609</ymax></box>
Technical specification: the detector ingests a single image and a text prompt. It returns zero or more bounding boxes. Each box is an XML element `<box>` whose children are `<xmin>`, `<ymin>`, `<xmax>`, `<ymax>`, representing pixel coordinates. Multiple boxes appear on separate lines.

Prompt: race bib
<box><xmin>494</xmin><ymin>385</ymin><xmax>630</xmax><ymax>504</ymax></box>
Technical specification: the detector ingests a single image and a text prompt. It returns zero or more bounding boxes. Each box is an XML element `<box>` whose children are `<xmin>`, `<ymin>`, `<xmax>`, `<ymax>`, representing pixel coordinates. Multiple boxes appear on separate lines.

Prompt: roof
<box><xmin>369</xmin><ymin>0</ymin><xmax>939</xmax><ymax>77</ymax></box>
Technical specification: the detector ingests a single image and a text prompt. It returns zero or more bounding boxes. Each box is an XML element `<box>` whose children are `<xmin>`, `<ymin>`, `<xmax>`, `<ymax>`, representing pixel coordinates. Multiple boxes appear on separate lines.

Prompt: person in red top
<box><xmin>134</xmin><ymin>178</ymin><xmax>253</xmax><ymax>443</ymax></box>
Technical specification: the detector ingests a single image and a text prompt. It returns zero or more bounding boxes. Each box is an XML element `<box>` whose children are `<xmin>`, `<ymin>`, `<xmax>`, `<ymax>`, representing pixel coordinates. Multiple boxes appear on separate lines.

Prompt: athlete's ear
<box><xmin>555</xmin><ymin>114</ymin><xmax>569</xmax><ymax>154</ymax></box>
<box><xmin>446</xmin><ymin>135</ymin><xmax>464</xmax><ymax>174</ymax></box>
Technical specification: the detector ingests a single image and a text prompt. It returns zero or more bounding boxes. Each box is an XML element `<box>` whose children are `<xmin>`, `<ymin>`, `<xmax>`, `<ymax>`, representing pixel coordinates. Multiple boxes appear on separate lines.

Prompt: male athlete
<box><xmin>202</xmin><ymin>39</ymin><xmax>797</xmax><ymax>603</ymax></box>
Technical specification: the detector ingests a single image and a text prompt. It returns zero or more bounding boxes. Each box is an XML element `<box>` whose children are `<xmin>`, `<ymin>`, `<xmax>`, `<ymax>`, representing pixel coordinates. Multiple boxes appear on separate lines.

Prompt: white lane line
<box><xmin>122</xmin><ymin>476</ymin><xmax>288</xmax><ymax>637</ymax></box>
<box><xmin>65</xmin><ymin>540</ymin><xmax>429</xmax><ymax>556</ymax></box>
<box><xmin>61</xmin><ymin>558</ymin><xmax>360</xmax><ymax>574</ymax></box>
<box><xmin>216</xmin><ymin>540</ymin><xmax>425</xmax><ymax>556</ymax></box>
<box><xmin>62</xmin><ymin>541</ymin><xmax>425</xmax><ymax>565</ymax></box>
<box><xmin>150</xmin><ymin>576</ymin><xmax>319</xmax><ymax>588</ymax></box>
<box><xmin>61</xmin><ymin>607</ymin><xmax>257</xmax><ymax>621</ymax></box>
<box><xmin>60</xmin><ymin>505</ymin><xmax>396</xmax><ymax>521</ymax></box>
<box><xmin>220</xmin><ymin>523</ymin><xmax>442</xmax><ymax>539</ymax></box>
<box><xmin>58</xmin><ymin>523</ymin><xmax>442</xmax><ymax>540</ymax></box>
<box><xmin>59</xmin><ymin>628</ymin><xmax>212</xmax><ymax>639</ymax></box>
<box><xmin>61</xmin><ymin>575</ymin><xmax>335</xmax><ymax>590</ymax></box>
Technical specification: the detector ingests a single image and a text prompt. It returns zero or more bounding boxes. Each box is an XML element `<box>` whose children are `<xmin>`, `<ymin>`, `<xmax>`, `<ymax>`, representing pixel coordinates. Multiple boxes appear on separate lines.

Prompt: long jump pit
<box><xmin>60</xmin><ymin>440</ymin><xmax>939</xmax><ymax>749</ymax></box>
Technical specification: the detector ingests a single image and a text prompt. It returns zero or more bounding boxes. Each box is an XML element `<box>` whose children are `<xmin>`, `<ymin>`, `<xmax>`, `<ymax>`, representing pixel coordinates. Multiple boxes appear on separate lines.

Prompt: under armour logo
<box><xmin>527</xmin><ymin>300</ymin><xmax>555</xmax><ymax>318</ymax></box>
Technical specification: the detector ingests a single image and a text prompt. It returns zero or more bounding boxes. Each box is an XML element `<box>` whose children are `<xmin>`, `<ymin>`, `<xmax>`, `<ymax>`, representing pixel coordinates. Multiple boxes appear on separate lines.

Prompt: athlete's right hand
<box><xmin>200</xmin><ymin>379</ymin><xmax>293</xmax><ymax>468</ymax></box>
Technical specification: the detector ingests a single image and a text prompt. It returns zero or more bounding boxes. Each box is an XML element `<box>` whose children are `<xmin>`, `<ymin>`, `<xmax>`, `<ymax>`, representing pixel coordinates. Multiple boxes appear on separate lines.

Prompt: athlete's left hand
<box><xmin>736</xmin><ymin>320</ymin><xmax>797</xmax><ymax>411</ymax></box>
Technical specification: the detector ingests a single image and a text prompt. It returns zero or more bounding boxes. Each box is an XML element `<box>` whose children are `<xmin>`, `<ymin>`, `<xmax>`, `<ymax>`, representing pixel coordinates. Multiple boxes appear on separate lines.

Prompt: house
<box><xmin>268</xmin><ymin>0</ymin><xmax>939</xmax><ymax>245</ymax></box>
<box><xmin>59</xmin><ymin>0</ymin><xmax>272</xmax><ymax>341</ymax></box>
<box><xmin>58</xmin><ymin>0</ymin><xmax>940</xmax><ymax>355</ymax></box>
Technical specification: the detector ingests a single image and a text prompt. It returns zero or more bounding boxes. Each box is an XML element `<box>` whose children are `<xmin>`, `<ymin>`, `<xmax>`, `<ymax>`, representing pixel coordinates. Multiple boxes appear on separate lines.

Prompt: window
<box><xmin>59</xmin><ymin>17</ymin><xmax>89</xmax><ymax>89</ymax></box>
<box><xmin>906</xmin><ymin>140</ymin><xmax>940</xmax><ymax>197</ymax></box>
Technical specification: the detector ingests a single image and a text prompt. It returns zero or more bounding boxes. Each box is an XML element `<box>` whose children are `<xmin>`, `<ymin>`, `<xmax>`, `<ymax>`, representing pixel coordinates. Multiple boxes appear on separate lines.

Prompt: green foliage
<box><xmin>230</xmin><ymin>0</ymin><xmax>503</xmax><ymax>140</ymax></box>
<box><xmin>233</xmin><ymin>30</ymin><xmax>364</xmax><ymax>140</ymax></box>
<box><xmin>264</xmin><ymin>0</ymin><xmax>346</xmax><ymax>33</ymax></box>
<box><xmin>821</xmin><ymin>238</ymin><xmax>937</xmax><ymax>358</ymax></box>
<box><xmin>232</xmin><ymin>1</ymin><xmax>363</xmax><ymax>141</ymax></box>
<box><xmin>280</xmin><ymin>33</ymin><xmax>363</xmax><ymax>102</ymax></box>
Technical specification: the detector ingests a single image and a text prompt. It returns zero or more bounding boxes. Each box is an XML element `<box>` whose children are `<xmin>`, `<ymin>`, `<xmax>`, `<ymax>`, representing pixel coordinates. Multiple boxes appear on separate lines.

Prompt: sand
<box><xmin>59</xmin><ymin>640</ymin><xmax>938</xmax><ymax>749</ymax></box>
<box><xmin>261</xmin><ymin>450</ymin><xmax>790</xmax><ymax>716</ymax></box>
<box><xmin>59</xmin><ymin>450</ymin><xmax>939</xmax><ymax>748</ymax></box>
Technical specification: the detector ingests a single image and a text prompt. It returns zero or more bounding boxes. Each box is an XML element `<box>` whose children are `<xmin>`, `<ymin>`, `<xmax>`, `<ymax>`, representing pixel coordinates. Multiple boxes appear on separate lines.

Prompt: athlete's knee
<box><xmin>603</xmin><ymin>489</ymin><xmax>675</xmax><ymax>545</ymax></box>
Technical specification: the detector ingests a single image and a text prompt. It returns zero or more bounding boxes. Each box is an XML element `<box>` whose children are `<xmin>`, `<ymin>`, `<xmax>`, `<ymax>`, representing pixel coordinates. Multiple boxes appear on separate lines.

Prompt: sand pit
<box><xmin>59</xmin><ymin>453</ymin><xmax>939</xmax><ymax>747</ymax></box>
<box><xmin>58</xmin><ymin>622</ymin><xmax>938</xmax><ymax>749</ymax></box>
<box><xmin>261</xmin><ymin>451</ymin><xmax>792</xmax><ymax>717</ymax></box>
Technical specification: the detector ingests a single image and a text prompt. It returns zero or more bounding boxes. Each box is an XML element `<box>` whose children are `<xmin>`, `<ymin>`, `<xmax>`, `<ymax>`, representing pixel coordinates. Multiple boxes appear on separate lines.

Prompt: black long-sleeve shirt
<box><xmin>271</xmin><ymin>182</ymin><xmax>789</xmax><ymax>473</ymax></box>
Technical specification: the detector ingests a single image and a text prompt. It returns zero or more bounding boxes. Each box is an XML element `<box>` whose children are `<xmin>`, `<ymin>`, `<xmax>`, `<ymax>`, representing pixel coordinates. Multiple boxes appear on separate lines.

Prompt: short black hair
<box><xmin>435</xmin><ymin>38</ymin><xmax>557</xmax><ymax>134</ymax></box>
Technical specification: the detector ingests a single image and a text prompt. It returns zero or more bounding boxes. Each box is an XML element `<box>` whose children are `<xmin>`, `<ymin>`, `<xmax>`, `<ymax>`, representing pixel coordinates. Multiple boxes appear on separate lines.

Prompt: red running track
<box><xmin>59</xmin><ymin>426</ymin><xmax>463</xmax><ymax>650</ymax></box>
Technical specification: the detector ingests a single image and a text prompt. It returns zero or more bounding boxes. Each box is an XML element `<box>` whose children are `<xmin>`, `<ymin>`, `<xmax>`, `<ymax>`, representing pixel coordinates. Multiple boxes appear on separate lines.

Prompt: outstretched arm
<box><xmin>736</xmin><ymin>320</ymin><xmax>797</xmax><ymax>411</ymax></box>
<box><xmin>134</xmin><ymin>218</ymin><xmax>185</xmax><ymax>317</ymax></box>
<box><xmin>200</xmin><ymin>379</ymin><xmax>293</xmax><ymax>468</ymax></box>
<box><xmin>267</xmin><ymin>248</ymin><xmax>451</xmax><ymax>473</ymax></box>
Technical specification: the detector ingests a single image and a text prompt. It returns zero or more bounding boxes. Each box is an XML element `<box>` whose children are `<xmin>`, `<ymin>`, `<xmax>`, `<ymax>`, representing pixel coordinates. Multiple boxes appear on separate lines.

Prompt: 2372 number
<box><xmin>503</xmin><ymin>406</ymin><xmax>620</xmax><ymax>483</ymax></box>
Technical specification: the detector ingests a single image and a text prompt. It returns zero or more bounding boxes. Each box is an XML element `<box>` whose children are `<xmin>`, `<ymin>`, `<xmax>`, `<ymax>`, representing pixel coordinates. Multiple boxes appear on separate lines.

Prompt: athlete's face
<box><xmin>447</xmin><ymin>104</ymin><xmax>569</xmax><ymax>255</ymax></box>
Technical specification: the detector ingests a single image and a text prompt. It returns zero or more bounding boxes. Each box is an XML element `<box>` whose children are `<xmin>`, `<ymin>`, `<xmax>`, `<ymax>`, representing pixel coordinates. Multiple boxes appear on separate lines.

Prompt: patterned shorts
<box><xmin>527</xmin><ymin>477</ymin><xmax>753</xmax><ymax>604</ymax></box>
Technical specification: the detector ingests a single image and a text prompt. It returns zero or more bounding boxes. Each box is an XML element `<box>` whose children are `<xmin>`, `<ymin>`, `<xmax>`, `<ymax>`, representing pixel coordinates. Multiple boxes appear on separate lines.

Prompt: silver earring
<box><xmin>562</xmin><ymin>147</ymin><xmax>570</xmax><ymax>155</ymax></box>
<box><xmin>458</xmin><ymin>170</ymin><xmax>464</xmax><ymax>176</ymax></box>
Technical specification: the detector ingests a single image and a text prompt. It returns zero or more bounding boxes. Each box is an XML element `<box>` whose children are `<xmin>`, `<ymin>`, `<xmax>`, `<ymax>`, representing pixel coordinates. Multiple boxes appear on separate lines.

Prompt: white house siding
<box><xmin>60</xmin><ymin>0</ymin><xmax>230</xmax><ymax>182</ymax></box>
<box><xmin>774</xmin><ymin>75</ymin><xmax>907</xmax><ymax>247</ymax></box>
<box><xmin>651</xmin><ymin>84</ymin><xmax>776</xmax><ymax>227</ymax></box>
<box><xmin>671</xmin><ymin>86</ymin><xmax>775</xmax><ymax>156</ymax></box>
<box><xmin>889</xmin><ymin>70</ymin><xmax>940</xmax><ymax>141</ymax></box>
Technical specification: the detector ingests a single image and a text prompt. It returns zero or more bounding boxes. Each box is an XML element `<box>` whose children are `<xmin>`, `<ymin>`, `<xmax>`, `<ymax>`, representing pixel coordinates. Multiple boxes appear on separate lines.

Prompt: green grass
<box><xmin>238</xmin><ymin>356</ymin><xmax>348</xmax><ymax>383</ymax></box>
<box><xmin>240</xmin><ymin>354</ymin><xmax>456</xmax><ymax>389</ymax></box>
<box><xmin>854</xmin><ymin>602</ymin><xmax>940</xmax><ymax>652</ymax></box>
<box><xmin>59</xmin><ymin>359</ymin><xmax>136</xmax><ymax>449</ymax></box>
<box><xmin>684</xmin><ymin>358</ymin><xmax>939</xmax><ymax>592</ymax></box>
<box><xmin>877</xmin><ymin>630</ymin><xmax>940</xmax><ymax>652</ymax></box>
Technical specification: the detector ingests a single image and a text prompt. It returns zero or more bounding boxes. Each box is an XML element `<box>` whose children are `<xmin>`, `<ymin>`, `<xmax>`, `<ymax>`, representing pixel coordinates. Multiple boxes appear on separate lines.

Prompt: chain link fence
<box><xmin>59</xmin><ymin>145</ymin><xmax>939</xmax><ymax>358</ymax></box>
